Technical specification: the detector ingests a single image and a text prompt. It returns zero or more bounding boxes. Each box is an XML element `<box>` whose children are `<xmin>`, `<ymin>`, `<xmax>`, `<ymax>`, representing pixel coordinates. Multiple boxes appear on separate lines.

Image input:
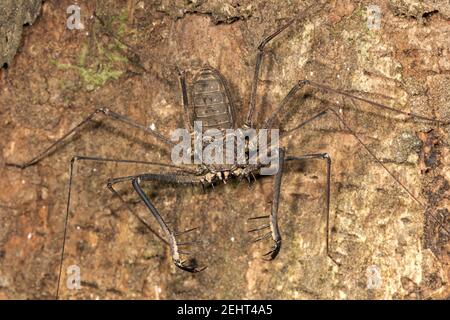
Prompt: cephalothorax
<box><xmin>6</xmin><ymin>13</ymin><xmax>449</xmax><ymax>299</ymax></box>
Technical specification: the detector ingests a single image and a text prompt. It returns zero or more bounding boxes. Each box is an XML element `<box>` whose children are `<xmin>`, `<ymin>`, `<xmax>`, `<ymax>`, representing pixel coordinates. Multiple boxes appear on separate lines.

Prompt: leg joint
<box><xmin>106</xmin><ymin>178</ymin><xmax>114</xmax><ymax>189</ymax></box>
<box><xmin>96</xmin><ymin>107</ymin><xmax>109</xmax><ymax>115</ymax></box>
<box><xmin>298</xmin><ymin>79</ymin><xmax>310</xmax><ymax>86</ymax></box>
<box><xmin>322</xmin><ymin>153</ymin><xmax>331</xmax><ymax>160</ymax></box>
<box><xmin>70</xmin><ymin>156</ymin><xmax>79</xmax><ymax>164</ymax></box>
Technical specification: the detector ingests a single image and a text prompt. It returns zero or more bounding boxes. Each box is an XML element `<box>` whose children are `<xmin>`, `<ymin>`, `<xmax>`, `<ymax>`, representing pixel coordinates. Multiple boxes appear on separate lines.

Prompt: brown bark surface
<box><xmin>0</xmin><ymin>0</ymin><xmax>449</xmax><ymax>299</ymax></box>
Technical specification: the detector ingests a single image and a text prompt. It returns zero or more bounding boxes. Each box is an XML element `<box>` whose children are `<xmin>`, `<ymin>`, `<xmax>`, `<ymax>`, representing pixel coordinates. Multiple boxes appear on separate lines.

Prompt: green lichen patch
<box><xmin>52</xmin><ymin>9</ymin><xmax>131</xmax><ymax>91</ymax></box>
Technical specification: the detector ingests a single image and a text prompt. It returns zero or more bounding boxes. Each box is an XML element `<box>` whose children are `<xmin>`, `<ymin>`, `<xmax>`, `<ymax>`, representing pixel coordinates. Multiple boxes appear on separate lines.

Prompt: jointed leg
<box><xmin>263</xmin><ymin>80</ymin><xmax>309</xmax><ymax>129</ymax></box>
<box><xmin>282</xmin><ymin>107</ymin><xmax>450</xmax><ymax>236</ymax></box>
<box><xmin>249</xmin><ymin>149</ymin><xmax>339</xmax><ymax>265</ymax></box>
<box><xmin>326</xmin><ymin>108</ymin><xmax>448</xmax><ymax>235</ymax></box>
<box><xmin>262</xmin><ymin>76</ymin><xmax>449</xmax><ymax>235</ymax></box>
<box><xmin>303</xmin><ymin>80</ymin><xmax>449</xmax><ymax>125</ymax></box>
<box><xmin>245</xmin><ymin>4</ymin><xmax>322</xmax><ymax>128</ymax></box>
<box><xmin>248</xmin><ymin>150</ymin><xmax>339</xmax><ymax>264</ymax></box>
<box><xmin>245</xmin><ymin>18</ymin><xmax>296</xmax><ymax>127</ymax></box>
<box><xmin>284</xmin><ymin>153</ymin><xmax>338</xmax><ymax>265</ymax></box>
<box><xmin>6</xmin><ymin>107</ymin><xmax>175</xmax><ymax>169</ymax></box>
<box><xmin>264</xmin><ymin>79</ymin><xmax>449</xmax><ymax>129</ymax></box>
<box><xmin>177</xmin><ymin>67</ymin><xmax>193</xmax><ymax>131</ymax></box>
<box><xmin>56</xmin><ymin>155</ymin><xmax>193</xmax><ymax>299</ymax></box>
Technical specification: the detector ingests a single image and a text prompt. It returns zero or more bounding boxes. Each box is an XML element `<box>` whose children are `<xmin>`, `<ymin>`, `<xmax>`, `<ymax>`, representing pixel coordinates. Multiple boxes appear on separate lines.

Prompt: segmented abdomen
<box><xmin>192</xmin><ymin>67</ymin><xmax>234</xmax><ymax>130</ymax></box>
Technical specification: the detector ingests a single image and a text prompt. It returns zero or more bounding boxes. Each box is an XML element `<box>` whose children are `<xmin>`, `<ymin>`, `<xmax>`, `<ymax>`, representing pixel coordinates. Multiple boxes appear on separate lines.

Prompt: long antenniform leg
<box><xmin>281</xmin><ymin>106</ymin><xmax>450</xmax><ymax>236</ymax></box>
<box><xmin>6</xmin><ymin>107</ymin><xmax>175</xmax><ymax>169</ymax></box>
<box><xmin>256</xmin><ymin>76</ymin><xmax>450</xmax><ymax>263</ymax></box>
<box><xmin>263</xmin><ymin>76</ymin><xmax>449</xmax><ymax>233</ymax></box>
<box><xmin>264</xmin><ymin>79</ymin><xmax>449</xmax><ymax>129</ymax></box>
<box><xmin>56</xmin><ymin>155</ymin><xmax>194</xmax><ymax>299</ymax></box>
<box><xmin>108</xmin><ymin>172</ymin><xmax>207</xmax><ymax>274</ymax></box>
